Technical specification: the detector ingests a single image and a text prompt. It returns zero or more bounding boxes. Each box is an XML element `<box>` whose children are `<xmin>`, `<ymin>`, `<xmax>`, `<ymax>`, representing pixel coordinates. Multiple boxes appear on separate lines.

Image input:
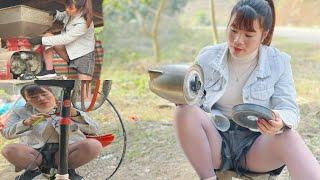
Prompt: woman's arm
<box><xmin>42</xmin><ymin>20</ymin><xmax>89</xmax><ymax>46</ymax></box>
<box><xmin>71</xmin><ymin>110</ymin><xmax>99</xmax><ymax>135</ymax></box>
<box><xmin>271</xmin><ymin>54</ymin><xmax>300</xmax><ymax>129</ymax></box>
<box><xmin>1</xmin><ymin>111</ymin><xmax>32</xmax><ymax>139</ymax></box>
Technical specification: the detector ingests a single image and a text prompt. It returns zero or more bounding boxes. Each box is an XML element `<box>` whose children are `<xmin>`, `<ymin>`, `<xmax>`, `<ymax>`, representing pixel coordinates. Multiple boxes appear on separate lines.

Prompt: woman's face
<box><xmin>66</xmin><ymin>5</ymin><xmax>78</xmax><ymax>16</ymax></box>
<box><xmin>227</xmin><ymin>14</ymin><xmax>268</xmax><ymax>58</ymax></box>
<box><xmin>25</xmin><ymin>88</ymin><xmax>56</xmax><ymax>113</ymax></box>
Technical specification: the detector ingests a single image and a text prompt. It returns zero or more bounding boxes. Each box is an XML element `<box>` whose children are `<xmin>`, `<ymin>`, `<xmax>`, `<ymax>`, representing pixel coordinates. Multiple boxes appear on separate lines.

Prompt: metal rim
<box><xmin>231</xmin><ymin>103</ymin><xmax>275</xmax><ymax>130</ymax></box>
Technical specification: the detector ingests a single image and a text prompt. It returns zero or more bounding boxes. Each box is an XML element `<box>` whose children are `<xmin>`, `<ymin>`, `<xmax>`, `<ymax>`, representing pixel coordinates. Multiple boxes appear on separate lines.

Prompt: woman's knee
<box><xmin>82</xmin><ymin>139</ymin><xmax>103</xmax><ymax>157</ymax></box>
<box><xmin>1</xmin><ymin>144</ymin><xmax>38</xmax><ymax>159</ymax></box>
<box><xmin>1</xmin><ymin>144</ymin><xmax>12</xmax><ymax>158</ymax></box>
<box><xmin>1</xmin><ymin>144</ymin><xmax>15</xmax><ymax>158</ymax></box>
<box><xmin>174</xmin><ymin>105</ymin><xmax>204</xmax><ymax>125</ymax></box>
<box><xmin>89</xmin><ymin>139</ymin><xmax>103</xmax><ymax>156</ymax></box>
<box><xmin>275</xmin><ymin>129</ymin><xmax>302</xmax><ymax>145</ymax></box>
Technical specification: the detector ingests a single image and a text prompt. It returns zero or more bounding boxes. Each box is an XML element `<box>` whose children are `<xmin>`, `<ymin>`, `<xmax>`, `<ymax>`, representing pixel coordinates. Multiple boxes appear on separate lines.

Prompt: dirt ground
<box><xmin>0</xmin><ymin>120</ymin><xmax>293</xmax><ymax>180</ymax></box>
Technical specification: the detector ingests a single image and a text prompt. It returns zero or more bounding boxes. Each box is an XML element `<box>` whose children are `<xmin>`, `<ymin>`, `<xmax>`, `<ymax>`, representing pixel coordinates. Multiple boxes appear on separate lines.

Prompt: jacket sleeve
<box><xmin>271</xmin><ymin>54</ymin><xmax>300</xmax><ymax>129</ymax></box>
<box><xmin>71</xmin><ymin>111</ymin><xmax>99</xmax><ymax>135</ymax></box>
<box><xmin>42</xmin><ymin>20</ymin><xmax>88</xmax><ymax>46</ymax></box>
<box><xmin>1</xmin><ymin>110</ymin><xmax>32</xmax><ymax>139</ymax></box>
<box><xmin>194</xmin><ymin>45</ymin><xmax>222</xmax><ymax>112</ymax></box>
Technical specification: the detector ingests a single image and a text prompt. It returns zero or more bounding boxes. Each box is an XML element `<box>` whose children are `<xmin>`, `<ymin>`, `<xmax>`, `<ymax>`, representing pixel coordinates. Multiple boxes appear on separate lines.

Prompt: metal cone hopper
<box><xmin>148</xmin><ymin>64</ymin><xmax>204</xmax><ymax>105</ymax></box>
<box><xmin>0</xmin><ymin>5</ymin><xmax>53</xmax><ymax>38</ymax></box>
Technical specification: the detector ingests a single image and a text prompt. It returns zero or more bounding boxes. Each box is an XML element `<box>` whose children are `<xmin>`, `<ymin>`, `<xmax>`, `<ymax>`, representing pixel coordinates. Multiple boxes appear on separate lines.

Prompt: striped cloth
<box><xmin>52</xmin><ymin>40</ymin><xmax>104</xmax><ymax>79</ymax></box>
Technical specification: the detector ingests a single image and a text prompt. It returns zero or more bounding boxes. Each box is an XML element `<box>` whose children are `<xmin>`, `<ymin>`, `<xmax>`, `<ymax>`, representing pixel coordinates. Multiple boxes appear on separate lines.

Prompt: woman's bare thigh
<box><xmin>175</xmin><ymin>105</ymin><xmax>223</xmax><ymax>168</ymax></box>
<box><xmin>243</xmin><ymin>134</ymin><xmax>284</xmax><ymax>173</ymax></box>
<box><xmin>200</xmin><ymin>111</ymin><xmax>223</xmax><ymax>168</ymax></box>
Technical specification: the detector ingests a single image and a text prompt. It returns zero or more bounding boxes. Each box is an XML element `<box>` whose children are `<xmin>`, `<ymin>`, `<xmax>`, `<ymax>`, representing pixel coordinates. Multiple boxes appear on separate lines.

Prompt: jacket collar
<box><xmin>208</xmin><ymin>43</ymin><xmax>229</xmax><ymax>77</ymax></box>
<box><xmin>256</xmin><ymin>45</ymin><xmax>271</xmax><ymax>78</ymax></box>
<box><xmin>208</xmin><ymin>43</ymin><xmax>271</xmax><ymax>79</ymax></box>
<box><xmin>68</xmin><ymin>12</ymin><xmax>84</xmax><ymax>24</ymax></box>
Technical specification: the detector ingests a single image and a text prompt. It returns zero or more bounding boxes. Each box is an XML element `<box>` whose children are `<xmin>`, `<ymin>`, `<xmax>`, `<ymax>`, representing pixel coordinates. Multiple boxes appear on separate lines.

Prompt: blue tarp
<box><xmin>0</xmin><ymin>99</ymin><xmax>25</xmax><ymax>115</ymax></box>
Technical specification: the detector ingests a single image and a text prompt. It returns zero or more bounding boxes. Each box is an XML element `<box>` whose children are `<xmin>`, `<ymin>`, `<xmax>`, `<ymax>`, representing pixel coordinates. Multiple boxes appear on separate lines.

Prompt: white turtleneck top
<box><xmin>215</xmin><ymin>48</ymin><xmax>259</xmax><ymax>118</ymax></box>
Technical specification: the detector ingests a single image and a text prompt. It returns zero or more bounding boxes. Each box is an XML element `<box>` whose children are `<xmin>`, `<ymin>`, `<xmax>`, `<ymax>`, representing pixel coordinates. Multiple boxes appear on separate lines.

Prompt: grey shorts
<box><xmin>217</xmin><ymin>120</ymin><xmax>285</xmax><ymax>176</ymax></box>
<box><xmin>69</xmin><ymin>52</ymin><xmax>95</xmax><ymax>76</ymax></box>
<box><xmin>36</xmin><ymin>143</ymin><xmax>59</xmax><ymax>173</ymax></box>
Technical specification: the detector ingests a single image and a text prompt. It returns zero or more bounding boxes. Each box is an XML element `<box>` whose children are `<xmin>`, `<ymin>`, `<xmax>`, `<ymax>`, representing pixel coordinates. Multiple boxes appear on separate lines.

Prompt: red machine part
<box><xmin>0</xmin><ymin>60</ymin><xmax>11</xmax><ymax>79</ymax></box>
<box><xmin>86</xmin><ymin>134</ymin><xmax>115</xmax><ymax>147</ymax></box>
<box><xmin>6</xmin><ymin>38</ymin><xmax>32</xmax><ymax>51</ymax></box>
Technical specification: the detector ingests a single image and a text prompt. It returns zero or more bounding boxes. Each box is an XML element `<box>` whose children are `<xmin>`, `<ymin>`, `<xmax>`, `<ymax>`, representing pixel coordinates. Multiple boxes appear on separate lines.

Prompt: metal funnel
<box><xmin>148</xmin><ymin>64</ymin><xmax>204</xmax><ymax>105</ymax></box>
<box><xmin>0</xmin><ymin>5</ymin><xmax>53</xmax><ymax>38</ymax></box>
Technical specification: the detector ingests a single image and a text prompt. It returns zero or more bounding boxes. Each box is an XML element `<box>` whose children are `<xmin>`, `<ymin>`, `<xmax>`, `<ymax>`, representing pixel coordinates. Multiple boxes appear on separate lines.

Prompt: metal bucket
<box><xmin>0</xmin><ymin>5</ymin><xmax>53</xmax><ymax>38</ymax></box>
<box><xmin>148</xmin><ymin>64</ymin><xmax>204</xmax><ymax>105</ymax></box>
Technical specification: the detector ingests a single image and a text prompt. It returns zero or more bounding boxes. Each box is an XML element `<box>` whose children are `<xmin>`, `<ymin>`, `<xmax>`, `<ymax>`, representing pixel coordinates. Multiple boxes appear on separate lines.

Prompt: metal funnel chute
<box><xmin>0</xmin><ymin>5</ymin><xmax>53</xmax><ymax>38</ymax></box>
<box><xmin>148</xmin><ymin>64</ymin><xmax>231</xmax><ymax>132</ymax></box>
<box><xmin>148</xmin><ymin>64</ymin><xmax>204</xmax><ymax>105</ymax></box>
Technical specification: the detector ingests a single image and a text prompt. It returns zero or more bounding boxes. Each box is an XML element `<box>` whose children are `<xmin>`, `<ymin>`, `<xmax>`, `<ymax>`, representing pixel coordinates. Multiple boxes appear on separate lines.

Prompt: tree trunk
<box><xmin>151</xmin><ymin>0</ymin><xmax>166</xmax><ymax>61</ymax></box>
<box><xmin>133</xmin><ymin>10</ymin><xmax>150</xmax><ymax>36</ymax></box>
<box><xmin>210</xmin><ymin>0</ymin><xmax>219</xmax><ymax>44</ymax></box>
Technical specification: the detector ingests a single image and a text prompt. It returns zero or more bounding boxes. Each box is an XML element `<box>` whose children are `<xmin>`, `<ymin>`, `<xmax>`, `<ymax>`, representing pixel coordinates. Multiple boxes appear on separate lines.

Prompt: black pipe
<box><xmin>59</xmin><ymin>88</ymin><xmax>72</xmax><ymax>175</ymax></box>
<box><xmin>35</xmin><ymin>80</ymin><xmax>75</xmax><ymax>176</ymax></box>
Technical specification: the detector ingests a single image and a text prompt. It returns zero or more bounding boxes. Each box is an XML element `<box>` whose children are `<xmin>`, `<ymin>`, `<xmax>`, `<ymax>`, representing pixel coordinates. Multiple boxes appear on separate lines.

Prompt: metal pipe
<box><xmin>58</xmin><ymin>87</ymin><xmax>72</xmax><ymax>177</ymax></box>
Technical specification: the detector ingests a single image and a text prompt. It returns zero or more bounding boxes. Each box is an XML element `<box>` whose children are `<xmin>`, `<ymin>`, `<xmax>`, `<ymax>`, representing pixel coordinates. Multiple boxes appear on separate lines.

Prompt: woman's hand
<box><xmin>70</xmin><ymin>107</ymin><xmax>80</xmax><ymax>117</ymax></box>
<box><xmin>28</xmin><ymin>36</ymin><xmax>43</xmax><ymax>46</ymax></box>
<box><xmin>55</xmin><ymin>101</ymin><xmax>79</xmax><ymax>117</ymax></box>
<box><xmin>23</xmin><ymin>113</ymin><xmax>50</xmax><ymax>126</ymax></box>
<box><xmin>257</xmin><ymin>111</ymin><xmax>284</xmax><ymax>135</ymax></box>
<box><xmin>43</xmin><ymin>33</ymin><xmax>54</xmax><ymax>37</ymax></box>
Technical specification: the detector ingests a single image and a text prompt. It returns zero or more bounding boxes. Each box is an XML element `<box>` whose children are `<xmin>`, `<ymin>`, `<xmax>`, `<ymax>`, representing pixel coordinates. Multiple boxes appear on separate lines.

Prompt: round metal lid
<box><xmin>183</xmin><ymin>64</ymin><xmax>204</xmax><ymax>105</ymax></box>
<box><xmin>231</xmin><ymin>103</ymin><xmax>275</xmax><ymax>131</ymax></box>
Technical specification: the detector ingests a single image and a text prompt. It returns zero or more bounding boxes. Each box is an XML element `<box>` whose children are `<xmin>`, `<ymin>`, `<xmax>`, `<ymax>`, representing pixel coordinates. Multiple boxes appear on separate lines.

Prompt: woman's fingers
<box><xmin>37</xmin><ymin>113</ymin><xmax>51</xmax><ymax>118</ymax></box>
<box><xmin>257</xmin><ymin>119</ymin><xmax>276</xmax><ymax>135</ymax></box>
<box><xmin>258</xmin><ymin>119</ymin><xmax>273</xmax><ymax>129</ymax></box>
<box><xmin>268</xmin><ymin>111</ymin><xmax>284</xmax><ymax>131</ymax></box>
<box><xmin>257</xmin><ymin>120</ymin><xmax>271</xmax><ymax>134</ymax></box>
<box><xmin>43</xmin><ymin>32</ymin><xmax>54</xmax><ymax>37</ymax></box>
<box><xmin>257</xmin><ymin>125</ymin><xmax>273</xmax><ymax>135</ymax></box>
<box><xmin>29</xmin><ymin>114</ymin><xmax>47</xmax><ymax>124</ymax></box>
<box><xmin>268</xmin><ymin>120</ymin><xmax>281</xmax><ymax>129</ymax></box>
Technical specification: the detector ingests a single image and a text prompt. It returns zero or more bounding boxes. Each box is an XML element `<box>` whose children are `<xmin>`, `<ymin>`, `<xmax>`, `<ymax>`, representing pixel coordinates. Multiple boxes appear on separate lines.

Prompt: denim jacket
<box><xmin>2</xmin><ymin>106</ymin><xmax>99</xmax><ymax>149</ymax></box>
<box><xmin>195</xmin><ymin>43</ymin><xmax>300</xmax><ymax>129</ymax></box>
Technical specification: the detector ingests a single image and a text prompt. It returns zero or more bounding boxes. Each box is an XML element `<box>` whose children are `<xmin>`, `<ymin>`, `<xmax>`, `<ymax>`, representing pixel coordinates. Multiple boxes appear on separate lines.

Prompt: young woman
<box><xmin>30</xmin><ymin>0</ymin><xmax>95</xmax><ymax>80</ymax></box>
<box><xmin>1</xmin><ymin>84</ymin><xmax>102</xmax><ymax>180</ymax></box>
<box><xmin>173</xmin><ymin>0</ymin><xmax>320</xmax><ymax>179</ymax></box>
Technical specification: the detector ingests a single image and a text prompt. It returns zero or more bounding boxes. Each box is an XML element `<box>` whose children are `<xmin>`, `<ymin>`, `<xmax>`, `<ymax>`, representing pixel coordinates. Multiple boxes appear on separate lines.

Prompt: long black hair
<box><xmin>66</xmin><ymin>0</ymin><xmax>93</xmax><ymax>27</ymax></box>
<box><xmin>228</xmin><ymin>0</ymin><xmax>275</xmax><ymax>46</ymax></box>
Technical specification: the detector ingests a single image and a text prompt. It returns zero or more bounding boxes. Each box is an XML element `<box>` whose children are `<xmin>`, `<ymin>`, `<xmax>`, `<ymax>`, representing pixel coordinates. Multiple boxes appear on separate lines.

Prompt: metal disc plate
<box><xmin>231</xmin><ymin>103</ymin><xmax>275</xmax><ymax>131</ymax></box>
